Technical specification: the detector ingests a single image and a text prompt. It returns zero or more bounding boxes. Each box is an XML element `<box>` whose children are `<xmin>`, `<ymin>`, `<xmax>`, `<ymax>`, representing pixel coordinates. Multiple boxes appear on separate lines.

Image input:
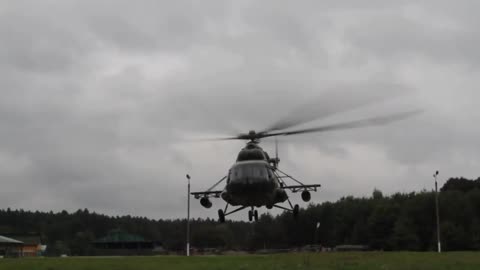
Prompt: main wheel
<box><xmin>293</xmin><ymin>204</ymin><xmax>299</xmax><ymax>219</ymax></box>
<box><xmin>254</xmin><ymin>210</ymin><xmax>258</xmax><ymax>221</ymax></box>
<box><xmin>248</xmin><ymin>210</ymin><xmax>253</xmax><ymax>222</ymax></box>
<box><xmin>218</xmin><ymin>209</ymin><xmax>225</xmax><ymax>223</ymax></box>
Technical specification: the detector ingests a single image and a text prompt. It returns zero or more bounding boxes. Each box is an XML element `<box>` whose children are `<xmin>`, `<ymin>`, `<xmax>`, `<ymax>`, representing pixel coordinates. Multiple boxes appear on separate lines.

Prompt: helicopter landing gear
<box><xmin>293</xmin><ymin>204</ymin><xmax>299</xmax><ymax>219</ymax></box>
<box><xmin>272</xmin><ymin>201</ymin><xmax>300</xmax><ymax>219</ymax></box>
<box><xmin>248</xmin><ymin>207</ymin><xmax>259</xmax><ymax>222</ymax></box>
<box><xmin>217</xmin><ymin>204</ymin><xmax>248</xmax><ymax>223</ymax></box>
<box><xmin>218</xmin><ymin>209</ymin><xmax>225</xmax><ymax>223</ymax></box>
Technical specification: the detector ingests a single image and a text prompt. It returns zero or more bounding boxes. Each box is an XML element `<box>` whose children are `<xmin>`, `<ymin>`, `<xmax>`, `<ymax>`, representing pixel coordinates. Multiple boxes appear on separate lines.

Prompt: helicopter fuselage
<box><xmin>221</xmin><ymin>160</ymin><xmax>288</xmax><ymax>207</ymax></box>
<box><xmin>192</xmin><ymin>138</ymin><xmax>320</xmax><ymax>222</ymax></box>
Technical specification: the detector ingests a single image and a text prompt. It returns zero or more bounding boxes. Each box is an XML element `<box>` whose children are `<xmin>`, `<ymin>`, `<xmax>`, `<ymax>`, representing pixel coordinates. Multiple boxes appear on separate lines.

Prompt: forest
<box><xmin>1</xmin><ymin>177</ymin><xmax>480</xmax><ymax>255</ymax></box>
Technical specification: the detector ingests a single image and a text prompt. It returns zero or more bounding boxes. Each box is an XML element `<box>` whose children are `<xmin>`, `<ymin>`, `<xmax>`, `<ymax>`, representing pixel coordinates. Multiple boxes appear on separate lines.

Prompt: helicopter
<box><xmin>191</xmin><ymin>109</ymin><xmax>421</xmax><ymax>223</ymax></box>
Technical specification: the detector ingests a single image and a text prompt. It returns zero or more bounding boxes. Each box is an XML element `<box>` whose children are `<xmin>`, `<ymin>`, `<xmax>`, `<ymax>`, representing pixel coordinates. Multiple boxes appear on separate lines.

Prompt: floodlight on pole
<box><xmin>186</xmin><ymin>174</ymin><xmax>191</xmax><ymax>256</ymax></box>
<box><xmin>434</xmin><ymin>170</ymin><xmax>441</xmax><ymax>253</ymax></box>
<box><xmin>314</xmin><ymin>221</ymin><xmax>320</xmax><ymax>246</ymax></box>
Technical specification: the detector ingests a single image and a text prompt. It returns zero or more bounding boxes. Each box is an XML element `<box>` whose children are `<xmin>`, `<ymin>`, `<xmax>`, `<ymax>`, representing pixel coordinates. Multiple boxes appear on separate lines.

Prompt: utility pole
<box><xmin>434</xmin><ymin>170</ymin><xmax>441</xmax><ymax>253</ymax></box>
<box><xmin>186</xmin><ymin>174</ymin><xmax>191</xmax><ymax>256</ymax></box>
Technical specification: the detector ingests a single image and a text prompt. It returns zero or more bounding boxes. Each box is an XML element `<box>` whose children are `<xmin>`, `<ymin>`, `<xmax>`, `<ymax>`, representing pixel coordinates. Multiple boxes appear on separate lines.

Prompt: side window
<box><xmin>236</xmin><ymin>167</ymin><xmax>244</xmax><ymax>178</ymax></box>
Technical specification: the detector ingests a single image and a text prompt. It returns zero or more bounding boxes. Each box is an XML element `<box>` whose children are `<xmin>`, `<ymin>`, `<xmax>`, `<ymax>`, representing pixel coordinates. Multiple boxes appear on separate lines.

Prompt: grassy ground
<box><xmin>1</xmin><ymin>252</ymin><xmax>480</xmax><ymax>270</ymax></box>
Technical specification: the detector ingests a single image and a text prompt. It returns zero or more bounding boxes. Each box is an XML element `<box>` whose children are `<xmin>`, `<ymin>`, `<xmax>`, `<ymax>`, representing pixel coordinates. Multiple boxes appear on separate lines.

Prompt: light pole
<box><xmin>314</xmin><ymin>222</ymin><xmax>320</xmax><ymax>249</ymax></box>
<box><xmin>186</xmin><ymin>174</ymin><xmax>191</xmax><ymax>256</ymax></box>
<box><xmin>434</xmin><ymin>170</ymin><xmax>441</xmax><ymax>253</ymax></box>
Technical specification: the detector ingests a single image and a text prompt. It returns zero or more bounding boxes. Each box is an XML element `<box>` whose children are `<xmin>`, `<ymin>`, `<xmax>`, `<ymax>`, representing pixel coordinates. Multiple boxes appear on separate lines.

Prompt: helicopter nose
<box><xmin>228</xmin><ymin>177</ymin><xmax>274</xmax><ymax>193</ymax></box>
<box><xmin>242</xmin><ymin>176</ymin><xmax>263</xmax><ymax>185</ymax></box>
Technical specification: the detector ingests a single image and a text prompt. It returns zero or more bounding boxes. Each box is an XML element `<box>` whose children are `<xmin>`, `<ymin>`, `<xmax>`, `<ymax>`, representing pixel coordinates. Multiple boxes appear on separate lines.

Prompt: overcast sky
<box><xmin>1</xmin><ymin>1</ymin><xmax>479</xmax><ymax>220</ymax></box>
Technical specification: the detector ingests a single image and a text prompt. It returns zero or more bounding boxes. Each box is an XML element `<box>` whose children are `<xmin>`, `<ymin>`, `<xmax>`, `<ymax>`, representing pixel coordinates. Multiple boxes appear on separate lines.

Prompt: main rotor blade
<box><xmin>262</xmin><ymin>83</ymin><xmax>411</xmax><ymax>133</ymax></box>
<box><xmin>260</xmin><ymin>110</ymin><xmax>423</xmax><ymax>138</ymax></box>
<box><xmin>189</xmin><ymin>136</ymin><xmax>242</xmax><ymax>141</ymax></box>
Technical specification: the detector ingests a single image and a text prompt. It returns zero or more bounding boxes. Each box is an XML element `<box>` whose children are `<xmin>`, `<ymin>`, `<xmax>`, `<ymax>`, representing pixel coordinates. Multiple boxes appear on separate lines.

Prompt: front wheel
<box><xmin>254</xmin><ymin>210</ymin><xmax>258</xmax><ymax>221</ymax></box>
<box><xmin>248</xmin><ymin>210</ymin><xmax>253</xmax><ymax>222</ymax></box>
<box><xmin>293</xmin><ymin>204</ymin><xmax>299</xmax><ymax>219</ymax></box>
<box><xmin>218</xmin><ymin>209</ymin><xmax>225</xmax><ymax>223</ymax></box>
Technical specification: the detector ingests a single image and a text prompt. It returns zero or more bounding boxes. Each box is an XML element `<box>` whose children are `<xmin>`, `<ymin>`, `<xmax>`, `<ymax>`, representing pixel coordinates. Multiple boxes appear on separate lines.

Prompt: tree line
<box><xmin>1</xmin><ymin>177</ymin><xmax>479</xmax><ymax>255</ymax></box>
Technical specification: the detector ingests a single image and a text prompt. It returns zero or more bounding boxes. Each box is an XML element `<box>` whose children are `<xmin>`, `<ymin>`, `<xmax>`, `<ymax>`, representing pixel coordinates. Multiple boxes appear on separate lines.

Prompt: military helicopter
<box><xmin>191</xmin><ymin>109</ymin><xmax>420</xmax><ymax>223</ymax></box>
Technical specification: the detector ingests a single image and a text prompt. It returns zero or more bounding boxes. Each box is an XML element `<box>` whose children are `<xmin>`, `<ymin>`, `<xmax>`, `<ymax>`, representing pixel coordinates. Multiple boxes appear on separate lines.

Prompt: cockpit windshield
<box><xmin>230</xmin><ymin>162</ymin><xmax>269</xmax><ymax>181</ymax></box>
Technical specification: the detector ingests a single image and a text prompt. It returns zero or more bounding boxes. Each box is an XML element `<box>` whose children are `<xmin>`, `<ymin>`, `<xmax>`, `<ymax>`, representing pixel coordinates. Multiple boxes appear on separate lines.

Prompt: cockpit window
<box><xmin>230</xmin><ymin>163</ymin><xmax>269</xmax><ymax>181</ymax></box>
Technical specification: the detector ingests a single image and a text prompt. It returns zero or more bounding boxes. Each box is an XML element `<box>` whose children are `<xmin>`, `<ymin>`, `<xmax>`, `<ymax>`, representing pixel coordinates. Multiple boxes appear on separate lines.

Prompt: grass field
<box><xmin>1</xmin><ymin>252</ymin><xmax>480</xmax><ymax>270</ymax></box>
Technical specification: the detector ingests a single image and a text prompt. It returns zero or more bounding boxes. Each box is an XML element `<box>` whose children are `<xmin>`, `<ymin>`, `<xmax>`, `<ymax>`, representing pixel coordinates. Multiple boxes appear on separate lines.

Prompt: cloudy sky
<box><xmin>1</xmin><ymin>1</ymin><xmax>479</xmax><ymax>220</ymax></box>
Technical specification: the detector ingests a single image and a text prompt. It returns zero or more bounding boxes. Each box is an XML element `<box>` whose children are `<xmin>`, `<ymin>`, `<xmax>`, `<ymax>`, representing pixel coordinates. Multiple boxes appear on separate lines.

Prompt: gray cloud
<box><xmin>0</xmin><ymin>0</ymin><xmax>479</xmax><ymax>219</ymax></box>
<box><xmin>346</xmin><ymin>9</ymin><xmax>480</xmax><ymax>67</ymax></box>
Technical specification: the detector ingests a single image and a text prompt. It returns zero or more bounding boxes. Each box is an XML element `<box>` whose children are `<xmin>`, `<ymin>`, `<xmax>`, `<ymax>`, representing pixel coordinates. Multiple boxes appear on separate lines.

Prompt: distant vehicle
<box><xmin>335</xmin><ymin>245</ymin><xmax>369</xmax><ymax>252</ymax></box>
<box><xmin>192</xmin><ymin>109</ymin><xmax>420</xmax><ymax>223</ymax></box>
